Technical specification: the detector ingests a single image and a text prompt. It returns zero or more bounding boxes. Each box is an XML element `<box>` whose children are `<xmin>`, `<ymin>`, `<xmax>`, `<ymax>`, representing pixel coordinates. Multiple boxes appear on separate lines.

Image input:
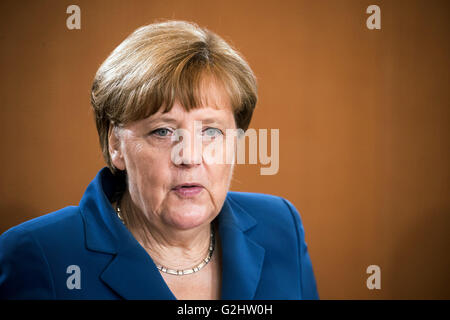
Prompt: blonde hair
<box><xmin>90</xmin><ymin>20</ymin><xmax>258</xmax><ymax>174</ymax></box>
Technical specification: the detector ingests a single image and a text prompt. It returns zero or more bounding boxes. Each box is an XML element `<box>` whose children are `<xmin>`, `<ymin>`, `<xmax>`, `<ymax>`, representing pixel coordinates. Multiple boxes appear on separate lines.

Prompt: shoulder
<box><xmin>1</xmin><ymin>206</ymin><xmax>83</xmax><ymax>246</ymax></box>
<box><xmin>2</xmin><ymin>206</ymin><xmax>81</xmax><ymax>233</ymax></box>
<box><xmin>0</xmin><ymin>205</ymin><xmax>85</xmax><ymax>265</ymax></box>
<box><xmin>226</xmin><ymin>192</ymin><xmax>319</xmax><ymax>299</ymax></box>
<box><xmin>227</xmin><ymin>191</ymin><xmax>288</xmax><ymax>209</ymax></box>
<box><xmin>226</xmin><ymin>191</ymin><xmax>303</xmax><ymax>230</ymax></box>
<box><xmin>0</xmin><ymin>206</ymin><xmax>83</xmax><ymax>299</ymax></box>
<box><xmin>225</xmin><ymin>191</ymin><xmax>305</xmax><ymax>254</ymax></box>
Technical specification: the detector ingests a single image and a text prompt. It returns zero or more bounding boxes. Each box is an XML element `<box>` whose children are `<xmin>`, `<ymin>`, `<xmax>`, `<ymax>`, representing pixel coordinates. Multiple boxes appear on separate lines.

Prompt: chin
<box><xmin>164</xmin><ymin>204</ymin><xmax>214</xmax><ymax>230</ymax></box>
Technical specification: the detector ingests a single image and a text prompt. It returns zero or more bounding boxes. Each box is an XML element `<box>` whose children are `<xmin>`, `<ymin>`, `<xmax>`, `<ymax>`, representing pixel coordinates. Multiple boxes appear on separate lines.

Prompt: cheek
<box><xmin>209</xmin><ymin>163</ymin><xmax>234</xmax><ymax>191</ymax></box>
<box><xmin>124</xmin><ymin>145</ymin><xmax>172</xmax><ymax>189</ymax></box>
<box><xmin>208</xmin><ymin>164</ymin><xmax>233</xmax><ymax>210</ymax></box>
<box><xmin>125</xmin><ymin>140</ymin><xmax>168</xmax><ymax>169</ymax></box>
<box><xmin>205</xmin><ymin>135</ymin><xmax>235</xmax><ymax>184</ymax></box>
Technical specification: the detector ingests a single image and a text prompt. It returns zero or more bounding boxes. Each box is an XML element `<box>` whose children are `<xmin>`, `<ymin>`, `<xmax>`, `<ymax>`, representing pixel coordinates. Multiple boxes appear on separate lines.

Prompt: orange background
<box><xmin>0</xmin><ymin>0</ymin><xmax>449</xmax><ymax>299</ymax></box>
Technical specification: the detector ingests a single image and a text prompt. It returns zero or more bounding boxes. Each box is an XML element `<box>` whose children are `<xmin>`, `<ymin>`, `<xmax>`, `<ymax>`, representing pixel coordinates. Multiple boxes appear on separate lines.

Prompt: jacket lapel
<box><xmin>219</xmin><ymin>197</ymin><xmax>266</xmax><ymax>300</ymax></box>
<box><xmin>99</xmin><ymin>239</ymin><xmax>176</xmax><ymax>300</ymax></box>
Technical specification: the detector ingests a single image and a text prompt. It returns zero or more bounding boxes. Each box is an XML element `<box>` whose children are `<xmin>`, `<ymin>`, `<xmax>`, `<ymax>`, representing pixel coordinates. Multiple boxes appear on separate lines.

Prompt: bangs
<box><xmin>116</xmin><ymin>56</ymin><xmax>243</xmax><ymax>127</ymax></box>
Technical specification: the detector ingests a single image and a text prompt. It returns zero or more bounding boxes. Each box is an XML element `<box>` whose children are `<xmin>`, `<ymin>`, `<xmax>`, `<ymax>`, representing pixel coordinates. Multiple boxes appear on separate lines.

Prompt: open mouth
<box><xmin>172</xmin><ymin>184</ymin><xmax>204</xmax><ymax>197</ymax></box>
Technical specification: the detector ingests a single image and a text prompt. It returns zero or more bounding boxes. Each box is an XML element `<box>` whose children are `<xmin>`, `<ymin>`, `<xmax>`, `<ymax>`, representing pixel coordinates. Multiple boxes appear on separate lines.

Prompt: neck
<box><xmin>116</xmin><ymin>191</ymin><xmax>214</xmax><ymax>270</ymax></box>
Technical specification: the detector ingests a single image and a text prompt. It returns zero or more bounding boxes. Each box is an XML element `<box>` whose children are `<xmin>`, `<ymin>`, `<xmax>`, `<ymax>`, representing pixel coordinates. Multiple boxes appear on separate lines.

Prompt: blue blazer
<box><xmin>0</xmin><ymin>167</ymin><xmax>319</xmax><ymax>300</ymax></box>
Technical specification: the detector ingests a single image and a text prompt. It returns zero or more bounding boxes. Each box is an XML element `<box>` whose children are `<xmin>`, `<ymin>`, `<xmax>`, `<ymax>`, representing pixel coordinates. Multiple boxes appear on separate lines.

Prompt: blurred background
<box><xmin>0</xmin><ymin>0</ymin><xmax>449</xmax><ymax>299</ymax></box>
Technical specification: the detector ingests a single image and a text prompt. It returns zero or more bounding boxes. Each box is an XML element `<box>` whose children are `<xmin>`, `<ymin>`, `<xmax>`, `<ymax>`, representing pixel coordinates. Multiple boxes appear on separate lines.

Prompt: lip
<box><xmin>172</xmin><ymin>183</ymin><xmax>204</xmax><ymax>198</ymax></box>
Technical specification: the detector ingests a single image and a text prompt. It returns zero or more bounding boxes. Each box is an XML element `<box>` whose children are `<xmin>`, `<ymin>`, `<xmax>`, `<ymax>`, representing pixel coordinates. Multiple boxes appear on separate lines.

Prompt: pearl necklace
<box><xmin>115</xmin><ymin>205</ymin><xmax>215</xmax><ymax>276</ymax></box>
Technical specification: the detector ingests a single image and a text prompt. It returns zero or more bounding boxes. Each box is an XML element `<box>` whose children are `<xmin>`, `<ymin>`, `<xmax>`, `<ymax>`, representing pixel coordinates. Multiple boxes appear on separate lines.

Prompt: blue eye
<box><xmin>203</xmin><ymin>128</ymin><xmax>222</xmax><ymax>138</ymax></box>
<box><xmin>152</xmin><ymin>128</ymin><xmax>172</xmax><ymax>137</ymax></box>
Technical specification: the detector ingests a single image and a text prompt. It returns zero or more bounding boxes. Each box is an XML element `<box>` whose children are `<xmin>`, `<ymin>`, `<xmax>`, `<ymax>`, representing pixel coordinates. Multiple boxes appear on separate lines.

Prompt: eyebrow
<box><xmin>144</xmin><ymin>115</ymin><xmax>178</xmax><ymax>126</ymax></box>
<box><xmin>145</xmin><ymin>115</ymin><xmax>227</xmax><ymax>127</ymax></box>
<box><xmin>199</xmin><ymin>117</ymin><xmax>225</xmax><ymax>125</ymax></box>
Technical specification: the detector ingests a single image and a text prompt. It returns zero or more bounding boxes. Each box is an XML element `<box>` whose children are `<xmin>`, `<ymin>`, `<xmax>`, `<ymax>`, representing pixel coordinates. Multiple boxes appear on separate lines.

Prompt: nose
<box><xmin>171</xmin><ymin>128</ymin><xmax>203</xmax><ymax>167</ymax></box>
<box><xmin>179</xmin><ymin>136</ymin><xmax>202</xmax><ymax>166</ymax></box>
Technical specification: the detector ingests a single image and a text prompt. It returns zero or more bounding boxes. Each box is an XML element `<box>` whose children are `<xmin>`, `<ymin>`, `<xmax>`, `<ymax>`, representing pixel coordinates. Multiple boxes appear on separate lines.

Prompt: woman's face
<box><xmin>110</xmin><ymin>81</ymin><xmax>237</xmax><ymax>231</ymax></box>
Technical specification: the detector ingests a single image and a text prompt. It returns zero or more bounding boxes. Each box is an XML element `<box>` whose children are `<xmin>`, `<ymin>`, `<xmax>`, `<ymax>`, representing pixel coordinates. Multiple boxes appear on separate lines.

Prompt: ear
<box><xmin>108</xmin><ymin>125</ymin><xmax>126</xmax><ymax>171</ymax></box>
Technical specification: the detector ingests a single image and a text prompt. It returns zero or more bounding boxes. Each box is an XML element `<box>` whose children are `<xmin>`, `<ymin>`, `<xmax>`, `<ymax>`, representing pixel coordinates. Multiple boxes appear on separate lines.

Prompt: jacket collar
<box><xmin>218</xmin><ymin>198</ymin><xmax>266</xmax><ymax>299</ymax></box>
<box><xmin>79</xmin><ymin>167</ymin><xmax>265</xmax><ymax>300</ymax></box>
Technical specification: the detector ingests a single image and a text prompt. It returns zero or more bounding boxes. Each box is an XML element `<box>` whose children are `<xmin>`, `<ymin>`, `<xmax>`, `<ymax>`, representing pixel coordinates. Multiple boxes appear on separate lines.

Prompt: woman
<box><xmin>0</xmin><ymin>21</ymin><xmax>318</xmax><ymax>300</ymax></box>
